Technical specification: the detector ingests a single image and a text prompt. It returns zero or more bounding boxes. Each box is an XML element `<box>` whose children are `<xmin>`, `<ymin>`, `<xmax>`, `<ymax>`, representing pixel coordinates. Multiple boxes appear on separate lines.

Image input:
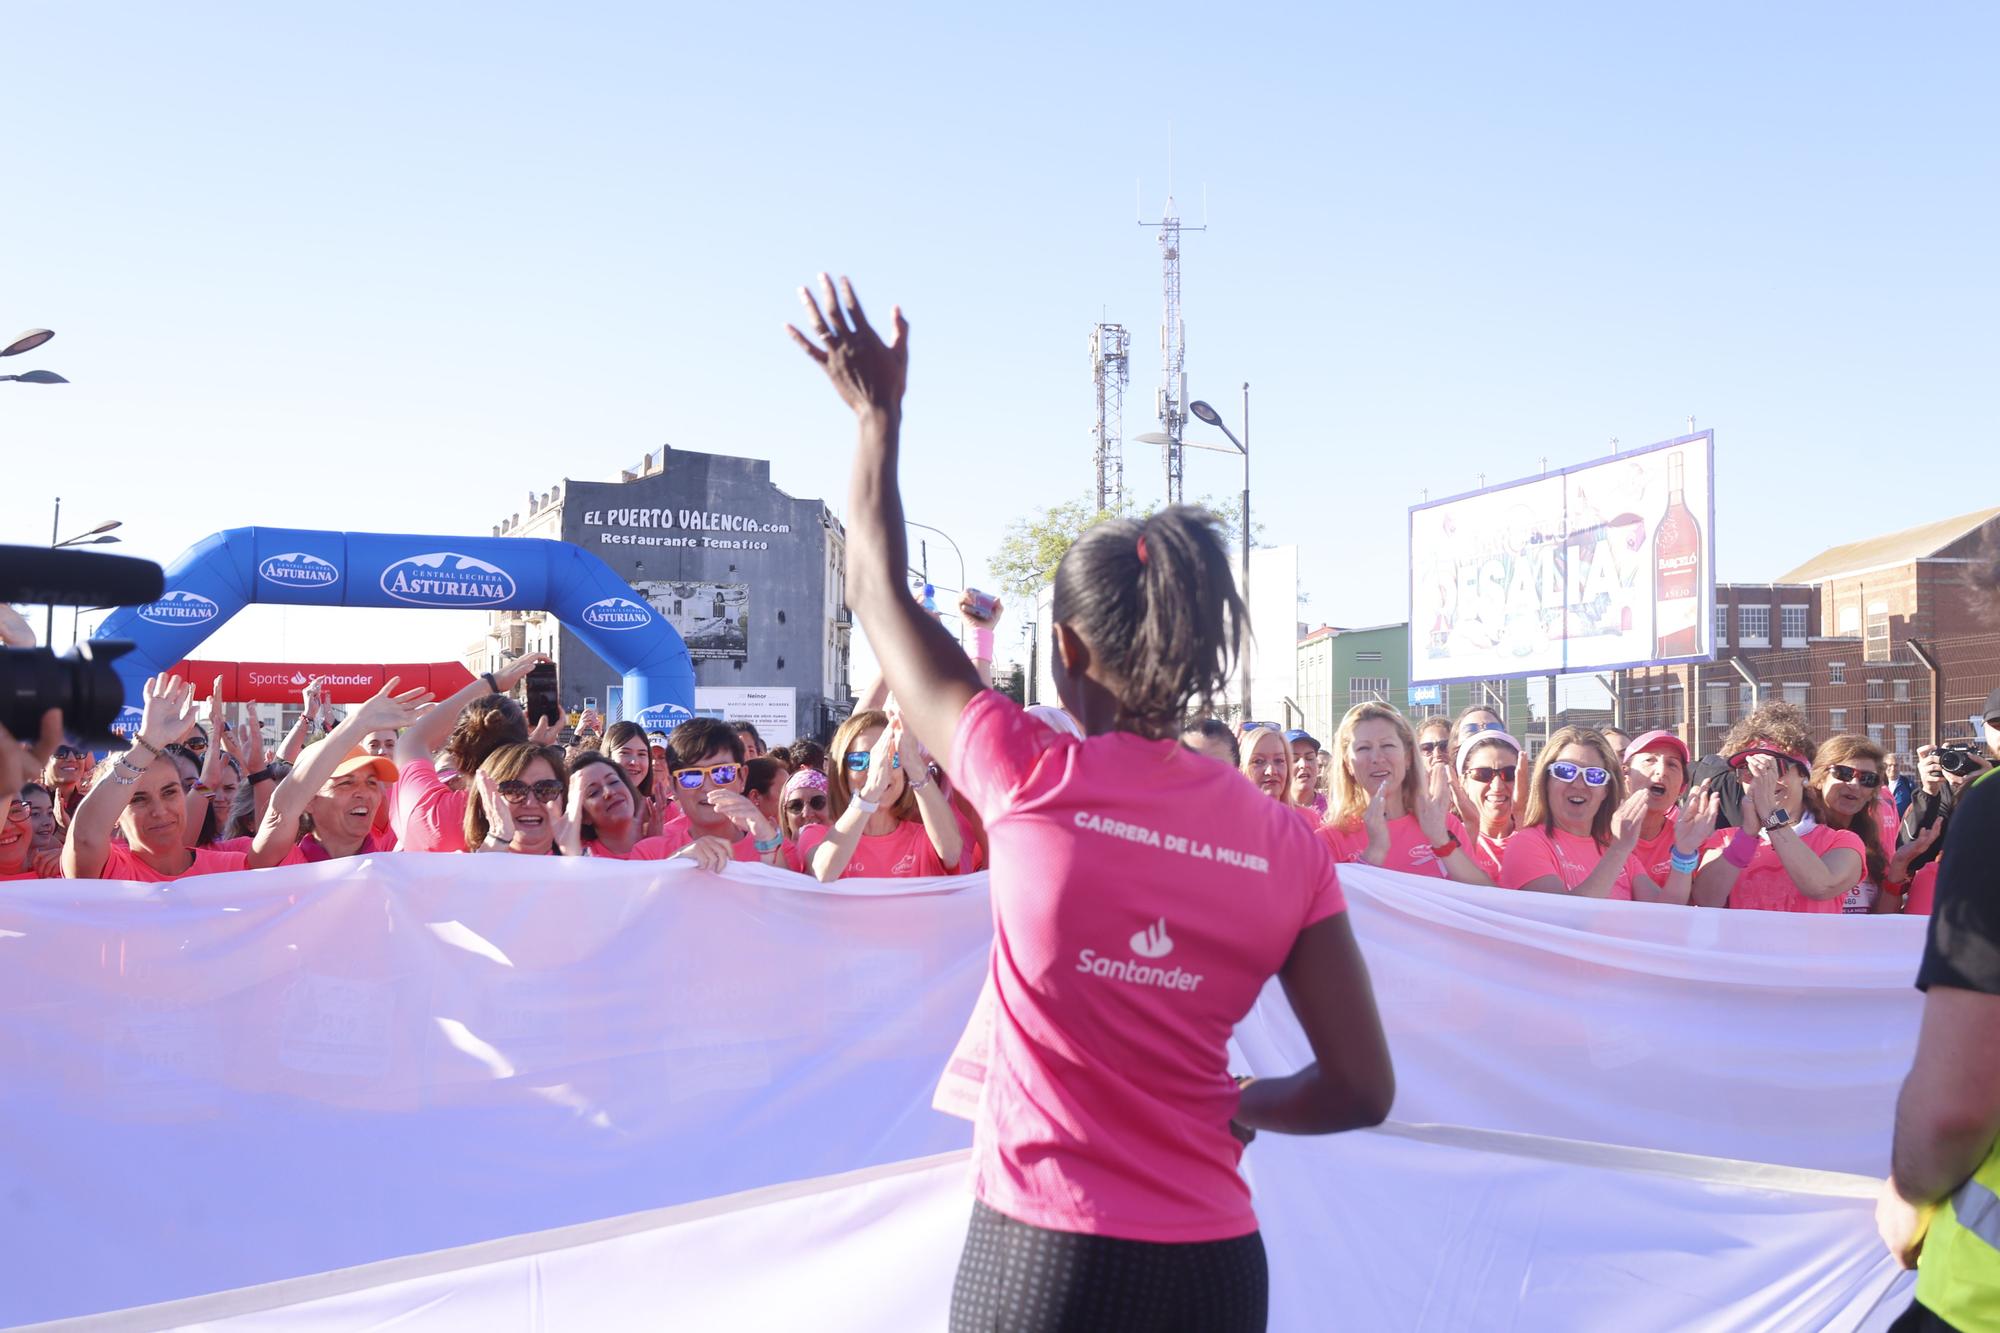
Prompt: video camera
<box><xmin>1937</xmin><ymin>741</ymin><xmax>1991</xmax><ymax>778</ymax></box>
<box><xmin>1</xmin><ymin>544</ymin><xmax>164</xmax><ymax>747</ymax></box>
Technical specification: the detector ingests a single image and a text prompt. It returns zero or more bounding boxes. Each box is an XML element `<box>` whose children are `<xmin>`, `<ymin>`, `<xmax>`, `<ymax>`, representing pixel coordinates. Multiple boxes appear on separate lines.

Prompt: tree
<box><xmin>987</xmin><ymin>493</ymin><xmax>1262</xmax><ymax>599</ymax></box>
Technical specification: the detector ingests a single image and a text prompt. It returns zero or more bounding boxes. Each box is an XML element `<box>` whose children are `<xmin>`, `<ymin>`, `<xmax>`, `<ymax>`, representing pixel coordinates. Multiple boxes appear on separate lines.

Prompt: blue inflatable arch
<box><xmin>95</xmin><ymin>527</ymin><xmax>696</xmax><ymax>732</ymax></box>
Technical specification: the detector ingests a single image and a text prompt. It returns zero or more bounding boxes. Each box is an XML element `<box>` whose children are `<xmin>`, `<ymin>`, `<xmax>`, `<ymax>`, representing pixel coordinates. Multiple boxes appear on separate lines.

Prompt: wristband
<box><xmin>907</xmin><ymin>770</ymin><xmax>933</xmax><ymax>791</ymax></box>
<box><xmin>1722</xmin><ymin>827</ymin><xmax>1759</xmax><ymax>869</ymax></box>
<box><xmin>753</xmin><ymin>831</ymin><xmax>784</xmax><ymax>854</ymax></box>
<box><xmin>1429</xmin><ymin>836</ymin><xmax>1460</xmax><ymax>859</ymax></box>
<box><xmin>482</xmin><ymin>672</ymin><xmax>501</xmax><ymax>694</ymax></box>
<box><xmin>107</xmin><ymin>769</ymin><xmax>138</xmax><ymax>787</ymax></box>
<box><xmin>246</xmin><ymin>765</ymin><xmax>283</xmax><ymax>784</ymax></box>
<box><xmin>971</xmin><ymin>626</ymin><xmax>995</xmax><ymax>660</ymax></box>
<box><xmin>849</xmin><ymin>794</ymin><xmax>880</xmax><ymax>814</ymax></box>
<box><xmin>1669</xmin><ymin>847</ymin><xmax>1701</xmax><ymax>875</ymax></box>
<box><xmin>129</xmin><ymin>736</ymin><xmax>164</xmax><ymax>760</ymax></box>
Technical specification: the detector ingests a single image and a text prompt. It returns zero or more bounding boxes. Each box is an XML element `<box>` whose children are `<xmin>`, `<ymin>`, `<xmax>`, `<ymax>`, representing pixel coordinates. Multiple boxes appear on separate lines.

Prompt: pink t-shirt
<box><xmin>1317</xmin><ymin>812</ymin><xmax>1449</xmax><ymax>879</ymax></box>
<box><xmin>949</xmin><ymin>690</ymin><xmax>1345</xmax><ymax>1243</ymax></box>
<box><xmin>1499</xmin><ymin>826</ymin><xmax>1645</xmax><ymax>900</ymax></box>
<box><xmin>1903</xmin><ymin>861</ymin><xmax>1939</xmax><ymax>916</ymax></box>
<box><xmin>96</xmin><ymin>844</ymin><xmax>250</xmax><ymax>882</ymax></box>
<box><xmin>390</xmin><ymin>758</ymin><xmax>469</xmax><ymax>854</ymax></box>
<box><xmin>1447</xmin><ymin>814</ymin><xmax>1507</xmax><ymax>881</ymax></box>
<box><xmin>1702</xmin><ymin>823</ymin><xmax>1866</xmax><ymax>913</ymax></box>
<box><xmin>796</xmin><ymin>814</ymin><xmax>968</xmax><ymax>879</ymax></box>
<box><xmin>1630</xmin><ymin>808</ymin><xmax>1679</xmax><ymax>886</ymax></box>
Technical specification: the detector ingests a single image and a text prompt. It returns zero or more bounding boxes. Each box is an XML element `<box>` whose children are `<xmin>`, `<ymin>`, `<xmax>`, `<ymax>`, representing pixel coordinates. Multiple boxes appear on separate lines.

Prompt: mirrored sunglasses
<box><xmin>785</xmin><ymin>794</ymin><xmax>830</xmax><ymax>815</ymax></box>
<box><xmin>672</xmin><ymin>763</ymin><xmax>741</xmax><ymax>790</ymax></box>
<box><xmin>1547</xmin><ymin>761</ymin><xmax>1610</xmax><ymax>787</ymax></box>
<box><xmin>844</xmin><ymin>752</ymin><xmax>900</xmax><ymax>774</ymax></box>
<box><xmin>1829</xmin><ymin>764</ymin><xmax>1882</xmax><ymax>789</ymax></box>
<box><xmin>496</xmin><ymin>778</ymin><xmax>565</xmax><ymax>803</ymax></box>
<box><xmin>1461</xmin><ymin>720</ymin><xmax>1505</xmax><ymax>737</ymax></box>
<box><xmin>1466</xmin><ymin>765</ymin><xmax>1518</xmax><ymax>784</ymax></box>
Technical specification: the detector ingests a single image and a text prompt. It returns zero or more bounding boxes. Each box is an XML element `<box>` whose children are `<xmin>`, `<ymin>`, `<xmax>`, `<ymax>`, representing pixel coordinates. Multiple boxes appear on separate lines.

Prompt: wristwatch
<box><xmin>1762</xmin><ymin>808</ymin><xmax>1791</xmax><ymax>832</ymax></box>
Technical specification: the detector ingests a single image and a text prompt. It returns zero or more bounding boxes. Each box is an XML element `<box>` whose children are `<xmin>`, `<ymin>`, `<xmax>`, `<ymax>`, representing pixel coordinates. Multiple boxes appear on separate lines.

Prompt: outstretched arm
<box><xmin>395</xmin><ymin>653</ymin><xmax>549</xmax><ymax>768</ymax></box>
<box><xmin>789</xmin><ymin>276</ymin><xmax>980</xmax><ymax>763</ymax></box>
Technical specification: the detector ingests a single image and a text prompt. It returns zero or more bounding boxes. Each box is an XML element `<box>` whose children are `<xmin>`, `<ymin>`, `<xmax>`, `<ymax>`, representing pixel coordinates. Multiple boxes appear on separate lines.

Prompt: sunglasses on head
<box><xmin>785</xmin><ymin>793</ymin><xmax>830</xmax><ymax>815</ymax></box>
<box><xmin>1547</xmin><ymin>761</ymin><xmax>1610</xmax><ymax>787</ymax></box>
<box><xmin>1728</xmin><ymin>749</ymin><xmax>1809</xmax><ymax>776</ymax></box>
<box><xmin>1461</xmin><ymin>720</ymin><xmax>1504</xmax><ymax>737</ymax></box>
<box><xmin>1829</xmin><ymin>764</ymin><xmax>1882</xmax><ymax>789</ymax></box>
<box><xmin>844</xmin><ymin>752</ymin><xmax>900</xmax><ymax>773</ymax></box>
<box><xmin>672</xmin><ymin>763</ymin><xmax>741</xmax><ymax>790</ymax></box>
<box><xmin>1417</xmin><ymin>739</ymin><xmax>1449</xmax><ymax>756</ymax></box>
<box><xmin>496</xmin><ymin>778</ymin><xmax>565</xmax><ymax>803</ymax></box>
<box><xmin>1466</xmin><ymin>765</ymin><xmax>1518</xmax><ymax>784</ymax></box>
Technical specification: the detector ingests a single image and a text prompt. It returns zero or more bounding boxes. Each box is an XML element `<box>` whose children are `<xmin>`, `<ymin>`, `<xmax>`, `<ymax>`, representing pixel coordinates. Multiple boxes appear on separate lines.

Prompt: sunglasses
<box><xmin>4</xmin><ymin>799</ymin><xmax>29</xmax><ymax>819</ymax></box>
<box><xmin>53</xmin><ymin>745</ymin><xmax>86</xmax><ymax>760</ymax></box>
<box><xmin>1461</xmin><ymin>720</ymin><xmax>1505</xmax><ymax>737</ymax></box>
<box><xmin>672</xmin><ymin>763</ymin><xmax>741</xmax><ymax>790</ymax></box>
<box><xmin>183</xmin><ymin>737</ymin><xmax>209</xmax><ymax>754</ymax></box>
<box><xmin>844</xmin><ymin>752</ymin><xmax>901</xmax><ymax>773</ymax></box>
<box><xmin>1547</xmin><ymin>761</ymin><xmax>1610</xmax><ymax>787</ymax></box>
<box><xmin>785</xmin><ymin>794</ymin><xmax>830</xmax><ymax>815</ymax></box>
<box><xmin>1417</xmin><ymin>740</ymin><xmax>1449</xmax><ymax>756</ymax></box>
<box><xmin>1728</xmin><ymin>750</ymin><xmax>1810</xmax><ymax>775</ymax></box>
<box><xmin>1829</xmin><ymin>764</ymin><xmax>1882</xmax><ymax>789</ymax></box>
<box><xmin>496</xmin><ymin>778</ymin><xmax>565</xmax><ymax>803</ymax></box>
<box><xmin>1465</xmin><ymin>765</ymin><xmax>1518</xmax><ymax>784</ymax></box>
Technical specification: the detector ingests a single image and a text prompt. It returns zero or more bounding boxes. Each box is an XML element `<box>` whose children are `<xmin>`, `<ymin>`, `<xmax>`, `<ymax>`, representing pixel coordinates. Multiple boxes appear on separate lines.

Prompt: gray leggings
<box><xmin>949</xmin><ymin>1200</ymin><xmax>1268</xmax><ymax>1333</ymax></box>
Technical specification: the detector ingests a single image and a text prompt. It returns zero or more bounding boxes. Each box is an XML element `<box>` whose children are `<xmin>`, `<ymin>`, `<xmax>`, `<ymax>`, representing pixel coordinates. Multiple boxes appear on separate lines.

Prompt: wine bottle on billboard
<box><xmin>1653</xmin><ymin>451</ymin><xmax>1702</xmax><ymax>658</ymax></box>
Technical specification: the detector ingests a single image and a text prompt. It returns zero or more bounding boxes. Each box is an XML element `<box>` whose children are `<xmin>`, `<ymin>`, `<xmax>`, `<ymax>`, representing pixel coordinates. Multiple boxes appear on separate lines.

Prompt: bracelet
<box><xmin>971</xmin><ymin>626</ymin><xmax>995</xmax><ymax>660</ymax></box>
<box><xmin>482</xmin><ymin>672</ymin><xmax>501</xmax><ymax>694</ymax></box>
<box><xmin>115</xmin><ymin>755</ymin><xmax>145</xmax><ymax>774</ymax></box>
<box><xmin>129</xmin><ymin>736</ymin><xmax>163</xmax><ymax>760</ymax></box>
<box><xmin>1722</xmin><ymin>827</ymin><xmax>1760</xmax><ymax>869</ymax></box>
<box><xmin>849</xmin><ymin>794</ymin><xmax>880</xmax><ymax>814</ymax></box>
<box><xmin>753</xmin><ymin>831</ymin><xmax>784</xmax><ymax>854</ymax></box>
<box><xmin>907</xmin><ymin>770</ymin><xmax>933</xmax><ymax>792</ymax></box>
<box><xmin>1669</xmin><ymin>847</ymin><xmax>1701</xmax><ymax>875</ymax></box>
<box><xmin>1429</xmin><ymin>836</ymin><xmax>1460</xmax><ymax>859</ymax></box>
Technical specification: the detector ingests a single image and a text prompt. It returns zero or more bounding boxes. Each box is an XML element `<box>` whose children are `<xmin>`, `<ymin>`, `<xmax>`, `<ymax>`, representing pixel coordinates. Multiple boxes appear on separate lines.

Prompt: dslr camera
<box><xmin>1937</xmin><ymin>741</ymin><xmax>1990</xmax><ymax>778</ymax></box>
<box><xmin>1</xmin><ymin>544</ymin><xmax>164</xmax><ymax>747</ymax></box>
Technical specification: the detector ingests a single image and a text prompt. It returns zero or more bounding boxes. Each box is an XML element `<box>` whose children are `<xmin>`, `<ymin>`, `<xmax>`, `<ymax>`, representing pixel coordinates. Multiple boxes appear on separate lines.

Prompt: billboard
<box><xmin>695</xmin><ymin>687</ymin><xmax>798</xmax><ymax>747</ymax></box>
<box><xmin>634</xmin><ymin>580</ymin><xmax>749</xmax><ymax>663</ymax></box>
<box><xmin>1410</xmin><ymin>432</ymin><xmax>1715</xmax><ymax>684</ymax></box>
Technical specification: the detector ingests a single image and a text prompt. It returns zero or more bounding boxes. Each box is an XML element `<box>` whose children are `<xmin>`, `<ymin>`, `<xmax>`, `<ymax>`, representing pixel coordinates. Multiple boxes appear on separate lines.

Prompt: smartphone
<box><xmin>524</xmin><ymin>662</ymin><xmax>562</xmax><ymax>729</ymax></box>
<box><xmin>582</xmin><ymin>696</ymin><xmax>598</xmax><ymax>711</ymax></box>
<box><xmin>964</xmin><ymin>588</ymin><xmax>999</xmax><ymax>621</ymax></box>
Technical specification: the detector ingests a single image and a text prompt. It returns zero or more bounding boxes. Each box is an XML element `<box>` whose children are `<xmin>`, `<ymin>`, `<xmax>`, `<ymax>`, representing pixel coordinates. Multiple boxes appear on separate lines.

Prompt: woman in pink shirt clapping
<box><xmin>789</xmin><ymin>275</ymin><xmax>1392</xmax><ymax>1332</ymax></box>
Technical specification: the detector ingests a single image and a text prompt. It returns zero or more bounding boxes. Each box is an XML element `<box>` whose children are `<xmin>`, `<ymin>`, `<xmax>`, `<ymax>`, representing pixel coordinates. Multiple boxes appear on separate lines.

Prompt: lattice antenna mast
<box><xmin>1090</xmin><ymin>323</ymin><xmax>1130</xmax><ymax>512</ymax></box>
<box><xmin>1139</xmin><ymin>183</ymin><xmax>1203</xmax><ymax>503</ymax></box>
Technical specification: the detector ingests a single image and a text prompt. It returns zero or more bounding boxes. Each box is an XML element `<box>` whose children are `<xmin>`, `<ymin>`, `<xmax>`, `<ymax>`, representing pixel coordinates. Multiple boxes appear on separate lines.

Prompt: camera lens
<box><xmin>0</xmin><ymin>641</ymin><xmax>135</xmax><ymax>748</ymax></box>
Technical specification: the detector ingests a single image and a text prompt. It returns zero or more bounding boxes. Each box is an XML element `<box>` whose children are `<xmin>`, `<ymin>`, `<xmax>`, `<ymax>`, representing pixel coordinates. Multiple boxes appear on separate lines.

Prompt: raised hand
<box><xmin>351</xmin><ymin>678</ymin><xmax>434</xmax><ymax>735</ymax></box>
<box><xmin>959</xmin><ymin>592</ymin><xmax>1004</xmax><ymax>629</ymax></box>
<box><xmin>1413</xmin><ymin>762</ymin><xmax>1453</xmax><ymax>843</ymax></box>
<box><xmin>493</xmin><ymin>652</ymin><xmax>552</xmax><ymax>694</ymax></box>
<box><xmin>1362</xmin><ymin>780</ymin><xmax>1392</xmax><ymax>866</ymax></box>
<box><xmin>785</xmin><ymin>275</ymin><xmax>908</xmax><ymax>419</ymax></box>
<box><xmin>1608</xmin><ymin>788</ymin><xmax>1652</xmax><ymax>849</ymax></box>
<box><xmin>301</xmin><ymin>675</ymin><xmax>329</xmax><ymax>722</ymax></box>
<box><xmin>0</xmin><ymin>603</ymin><xmax>37</xmax><ymax>649</ymax></box>
<box><xmin>138</xmin><ymin>674</ymin><xmax>200</xmax><ymax>749</ymax></box>
<box><xmin>241</xmin><ymin>714</ymin><xmax>268</xmax><ymax>774</ymax></box>
<box><xmin>706</xmin><ymin>788</ymin><xmax>775</xmax><ymax>842</ymax></box>
<box><xmin>1673</xmin><ymin>790</ymin><xmax>1722</xmax><ymax>855</ymax></box>
<box><xmin>475</xmin><ymin>770</ymin><xmax>519</xmax><ymax>847</ymax></box>
<box><xmin>557</xmin><ymin>772</ymin><xmax>588</xmax><ymax>857</ymax></box>
<box><xmin>1887</xmin><ymin>819</ymin><xmax>1943</xmax><ymax>882</ymax></box>
<box><xmin>673</xmin><ymin>835</ymin><xmax>735</xmax><ymax>874</ymax></box>
<box><xmin>1742</xmin><ymin>755</ymin><xmax>1780</xmax><ymax>827</ymax></box>
<box><xmin>859</xmin><ymin>719</ymin><xmax>902</xmax><ymax>805</ymax></box>
<box><xmin>206</xmin><ymin>675</ymin><xmax>230</xmax><ymax>747</ymax></box>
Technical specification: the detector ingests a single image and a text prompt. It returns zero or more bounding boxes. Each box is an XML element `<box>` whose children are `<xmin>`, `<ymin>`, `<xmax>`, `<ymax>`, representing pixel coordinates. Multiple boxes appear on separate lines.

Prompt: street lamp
<box><xmin>904</xmin><ymin>519</ymin><xmax>967</xmax><ymax>594</ymax></box>
<box><xmin>2</xmin><ymin>328</ymin><xmax>66</xmax><ymax>384</ymax></box>
<box><xmin>47</xmin><ymin>496</ymin><xmax>122</xmax><ymax>640</ymax></box>
<box><xmin>1142</xmin><ymin>384</ymin><xmax>1252</xmax><ymax>718</ymax></box>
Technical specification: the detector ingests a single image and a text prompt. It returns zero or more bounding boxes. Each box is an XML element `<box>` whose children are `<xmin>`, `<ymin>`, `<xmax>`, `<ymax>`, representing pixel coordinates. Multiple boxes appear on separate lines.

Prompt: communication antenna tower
<box><xmin>1139</xmin><ymin>174</ymin><xmax>1204</xmax><ymax>503</ymax></box>
<box><xmin>1090</xmin><ymin>323</ymin><xmax>1130</xmax><ymax>512</ymax></box>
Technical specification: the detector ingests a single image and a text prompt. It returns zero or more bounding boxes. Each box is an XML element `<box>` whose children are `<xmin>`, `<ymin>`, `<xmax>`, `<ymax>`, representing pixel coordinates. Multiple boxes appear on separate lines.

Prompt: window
<box><xmin>1782</xmin><ymin>682</ymin><xmax>1808</xmax><ymax>707</ymax></box>
<box><xmin>1868</xmin><ymin>723</ymin><xmax>1885</xmax><ymax>745</ymax></box>
<box><xmin>1838</xmin><ymin>605</ymin><xmax>1860</xmax><ymax>635</ymax></box>
<box><xmin>1830</xmin><ymin>708</ymin><xmax>1848</xmax><ymax>731</ymax></box>
<box><xmin>1714</xmin><ymin>604</ymin><xmax>1729</xmax><ymax>645</ymax></box>
<box><xmin>1348</xmin><ymin>676</ymin><xmax>1390</xmax><ymax>707</ymax></box>
<box><xmin>1781</xmin><ymin>605</ymin><xmax>1809</xmax><ymax>644</ymax></box>
<box><xmin>1737</xmin><ymin>605</ymin><xmax>1770</xmax><ymax>646</ymax></box>
<box><xmin>1867</xmin><ymin>679</ymin><xmax>1885</xmax><ymax>702</ymax></box>
<box><xmin>1706</xmin><ymin>682</ymin><xmax>1730</xmax><ymax>727</ymax></box>
<box><xmin>1895</xmin><ymin>724</ymin><xmax>1912</xmax><ymax>759</ymax></box>
<box><xmin>1739</xmin><ymin>682</ymin><xmax>1754</xmax><ymax>715</ymax></box>
<box><xmin>1829</xmin><ymin>661</ymin><xmax>1846</xmax><ymax>685</ymax></box>
<box><xmin>1866</xmin><ymin>609</ymin><xmax>1891</xmax><ymax>663</ymax></box>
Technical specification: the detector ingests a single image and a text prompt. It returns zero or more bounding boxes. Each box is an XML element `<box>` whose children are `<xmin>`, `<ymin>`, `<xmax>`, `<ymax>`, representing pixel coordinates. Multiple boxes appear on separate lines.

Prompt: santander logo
<box><xmin>1129</xmin><ymin>918</ymin><xmax>1174</xmax><ymax>959</ymax></box>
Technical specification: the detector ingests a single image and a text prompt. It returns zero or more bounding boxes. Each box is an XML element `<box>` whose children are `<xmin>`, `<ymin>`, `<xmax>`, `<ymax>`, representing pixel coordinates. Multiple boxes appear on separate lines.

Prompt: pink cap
<box><xmin>1623</xmin><ymin>729</ymin><xmax>1690</xmax><ymax>766</ymax></box>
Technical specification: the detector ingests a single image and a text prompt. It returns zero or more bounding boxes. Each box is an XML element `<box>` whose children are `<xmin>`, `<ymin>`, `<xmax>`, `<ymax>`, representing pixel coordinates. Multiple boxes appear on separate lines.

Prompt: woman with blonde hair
<box><xmin>1694</xmin><ymin>703</ymin><xmax>1864</xmax><ymax>912</ymax></box>
<box><xmin>1503</xmin><ymin>725</ymin><xmax>1715</xmax><ymax>901</ymax></box>
<box><xmin>799</xmin><ymin>708</ymin><xmax>969</xmax><ymax>880</ymax></box>
<box><xmin>1318</xmin><ymin>701</ymin><xmax>1489</xmax><ymax>882</ymax></box>
<box><xmin>1809</xmin><ymin>734</ymin><xmax>1937</xmax><ymax>914</ymax></box>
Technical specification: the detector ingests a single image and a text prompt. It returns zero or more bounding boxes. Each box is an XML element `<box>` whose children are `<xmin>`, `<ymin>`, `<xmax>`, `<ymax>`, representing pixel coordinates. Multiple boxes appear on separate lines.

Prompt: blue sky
<box><xmin>5</xmin><ymin>3</ymin><xmax>1995</xmax><ymax>669</ymax></box>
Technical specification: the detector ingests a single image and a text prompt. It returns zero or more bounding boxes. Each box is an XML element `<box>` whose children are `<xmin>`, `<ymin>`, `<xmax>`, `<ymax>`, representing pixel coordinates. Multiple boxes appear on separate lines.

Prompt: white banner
<box><xmin>0</xmin><ymin>859</ymin><xmax>1922</xmax><ymax>1331</ymax></box>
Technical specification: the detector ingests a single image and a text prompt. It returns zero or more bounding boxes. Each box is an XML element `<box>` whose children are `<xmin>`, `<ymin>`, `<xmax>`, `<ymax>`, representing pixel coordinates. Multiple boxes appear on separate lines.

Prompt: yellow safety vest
<box><xmin>1917</xmin><ymin>1145</ymin><xmax>2000</xmax><ymax>1330</ymax></box>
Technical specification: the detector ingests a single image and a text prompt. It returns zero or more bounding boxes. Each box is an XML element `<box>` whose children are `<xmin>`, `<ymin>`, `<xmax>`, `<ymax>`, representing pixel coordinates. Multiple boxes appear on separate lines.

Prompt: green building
<box><xmin>1295</xmin><ymin>622</ymin><xmax>1536</xmax><ymax>745</ymax></box>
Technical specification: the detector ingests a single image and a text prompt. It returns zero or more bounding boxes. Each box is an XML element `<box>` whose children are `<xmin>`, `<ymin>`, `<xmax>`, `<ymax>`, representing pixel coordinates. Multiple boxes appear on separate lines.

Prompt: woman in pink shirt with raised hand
<box><xmin>790</xmin><ymin>275</ymin><xmax>1391</xmax><ymax>1332</ymax></box>
<box><xmin>1501</xmin><ymin>726</ymin><xmax>1716</xmax><ymax>902</ymax></box>
<box><xmin>801</xmin><ymin>708</ymin><xmax>967</xmax><ymax>880</ymax></box>
<box><xmin>1318</xmin><ymin>701</ymin><xmax>1492</xmax><ymax>884</ymax></box>
<box><xmin>390</xmin><ymin>653</ymin><xmax>548</xmax><ymax>852</ymax></box>
<box><xmin>1694</xmin><ymin>704</ymin><xmax>1865</xmax><ymax>913</ymax></box>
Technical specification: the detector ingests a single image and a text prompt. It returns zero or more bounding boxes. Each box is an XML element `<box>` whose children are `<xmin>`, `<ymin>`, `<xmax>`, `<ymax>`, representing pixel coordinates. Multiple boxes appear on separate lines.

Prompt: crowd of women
<box><xmin>1187</xmin><ymin>695</ymin><xmax>1974</xmax><ymax>916</ymax></box>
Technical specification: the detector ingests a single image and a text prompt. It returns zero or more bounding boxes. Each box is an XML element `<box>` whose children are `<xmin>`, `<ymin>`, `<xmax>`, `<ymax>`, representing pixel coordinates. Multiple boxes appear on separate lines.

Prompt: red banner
<box><xmin>169</xmin><ymin>660</ymin><xmax>477</xmax><ymax>704</ymax></box>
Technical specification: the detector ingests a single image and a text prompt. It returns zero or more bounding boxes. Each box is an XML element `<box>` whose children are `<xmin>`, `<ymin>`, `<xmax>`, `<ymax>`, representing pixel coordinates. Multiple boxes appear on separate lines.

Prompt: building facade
<box><xmin>1296</xmin><ymin>624</ymin><xmax>1535</xmax><ymax>745</ymax></box>
<box><xmin>470</xmin><ymin>446</ymin><xmax>853</xmax><ymax>741</ymax></box>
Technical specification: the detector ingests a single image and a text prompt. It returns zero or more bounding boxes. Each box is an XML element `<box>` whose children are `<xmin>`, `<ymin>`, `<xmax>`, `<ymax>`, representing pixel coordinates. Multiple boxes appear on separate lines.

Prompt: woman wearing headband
<box><xmin>1693</xmin><ymin>704</ymin><xmax>1863</xmax><ymax>912</ymax></box>
<box><xmin>1453</xmin><ymin>729</ymin><xmax>1523</xmax><ymax>881</ymax></box>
